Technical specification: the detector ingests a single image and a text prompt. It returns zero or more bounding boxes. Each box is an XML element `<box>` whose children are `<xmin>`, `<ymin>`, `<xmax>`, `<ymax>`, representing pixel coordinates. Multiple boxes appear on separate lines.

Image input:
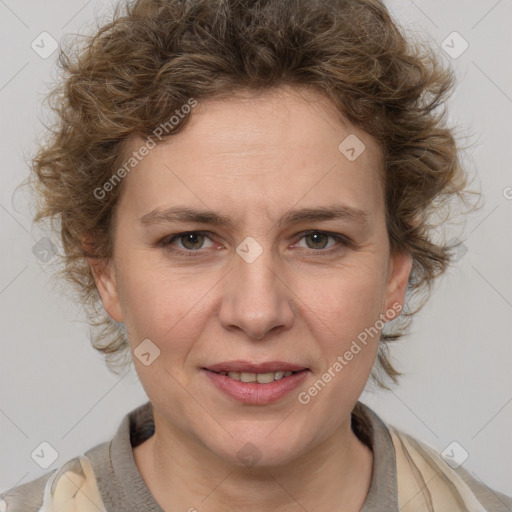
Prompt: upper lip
<box><xmin>205</xmin><ymin>361</ymin><xmax>308</xmax><ymax>373</ymax></box>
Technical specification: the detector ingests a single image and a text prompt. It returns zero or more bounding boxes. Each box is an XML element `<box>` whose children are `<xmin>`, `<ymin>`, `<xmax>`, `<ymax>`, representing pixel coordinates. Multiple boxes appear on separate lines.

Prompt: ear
<box><xmin>383</xmin><ymin>250</ymin><xmax>412</xmax><ymax>316</ymax></box>
<box><xmin>87</xmin><ymin>256</ymin><xmax>124</xmax><ymax>323</ymax></box>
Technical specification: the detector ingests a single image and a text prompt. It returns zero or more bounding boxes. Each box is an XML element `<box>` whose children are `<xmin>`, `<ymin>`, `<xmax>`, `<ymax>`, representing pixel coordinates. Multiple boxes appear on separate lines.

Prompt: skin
<box><xmin>89</xmin><ymin>85</ymin><xmax>412</xmax><ymax>511</ymax></box>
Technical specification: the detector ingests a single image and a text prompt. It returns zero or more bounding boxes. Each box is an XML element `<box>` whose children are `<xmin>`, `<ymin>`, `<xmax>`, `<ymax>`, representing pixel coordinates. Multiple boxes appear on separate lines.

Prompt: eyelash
<box><xmin>158</xmin><ymin>230</ymin><xmax>353</xmax><ymax>257</ymax></box>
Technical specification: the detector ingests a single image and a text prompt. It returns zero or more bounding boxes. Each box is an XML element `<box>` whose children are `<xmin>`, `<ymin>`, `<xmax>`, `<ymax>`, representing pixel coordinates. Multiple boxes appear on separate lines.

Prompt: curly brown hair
<box><xmin>29</xmin><ymin>0</ymin><xmax>476</xmax><ymax>389</ymax></box>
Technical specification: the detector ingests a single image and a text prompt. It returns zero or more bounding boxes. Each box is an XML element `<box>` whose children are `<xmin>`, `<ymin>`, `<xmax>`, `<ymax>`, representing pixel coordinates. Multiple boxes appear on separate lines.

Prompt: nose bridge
<box><xmin>219</xmin><ymin>236</ymin><xmax>294</xmax><ymax>339</ymax></box>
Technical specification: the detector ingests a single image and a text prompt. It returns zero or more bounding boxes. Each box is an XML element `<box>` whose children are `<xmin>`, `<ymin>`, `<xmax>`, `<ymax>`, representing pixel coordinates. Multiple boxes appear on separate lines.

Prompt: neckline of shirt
<box><xmin>85</xmin><ymin>400</ymin><xmax>399</xmax><ymax>511</ymax></box>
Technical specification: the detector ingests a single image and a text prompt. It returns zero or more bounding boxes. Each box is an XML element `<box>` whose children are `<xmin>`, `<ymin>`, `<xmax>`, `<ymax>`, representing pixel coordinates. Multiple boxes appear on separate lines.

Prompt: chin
<box><xmin>201</xmin><ymin>424</ymin><xmax>311</xmax><ymax>469</ymax></box>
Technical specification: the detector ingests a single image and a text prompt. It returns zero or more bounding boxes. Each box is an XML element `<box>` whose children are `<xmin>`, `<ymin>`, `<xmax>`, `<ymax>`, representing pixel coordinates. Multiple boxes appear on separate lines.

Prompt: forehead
<box><xmin>116</xmin><ymin>86</ymin><xmax>385</xmax><ymax>224</ymax></box>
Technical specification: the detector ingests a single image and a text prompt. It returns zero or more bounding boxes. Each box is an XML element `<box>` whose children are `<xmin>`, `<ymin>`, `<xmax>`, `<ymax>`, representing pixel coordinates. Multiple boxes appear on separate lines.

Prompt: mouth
<box><xmin>205</xmin><ymin>368</ymin><xmax>306</xmax><ymax>384</ymax></box>
<box><xmin>203</xmin><ymin>360</ymin><xmax>309</xmax><ymax>383</ymax></box>
<box><xmin>202</xmin><ymin>361</ymin><xmax>310</xmax><ymax>404</ymax></box>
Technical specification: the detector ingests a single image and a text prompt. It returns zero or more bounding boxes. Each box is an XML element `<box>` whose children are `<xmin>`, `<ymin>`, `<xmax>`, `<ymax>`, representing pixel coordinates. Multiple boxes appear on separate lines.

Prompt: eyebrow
<box><xmin>139</xmin><ymin>205</ymin><xmax>369</xmax><ymax>229</ymax></box>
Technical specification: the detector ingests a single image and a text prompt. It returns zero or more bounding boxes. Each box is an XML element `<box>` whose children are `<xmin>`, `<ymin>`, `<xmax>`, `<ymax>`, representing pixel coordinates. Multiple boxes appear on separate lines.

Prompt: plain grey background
<box><xmin>1</xmin><ymin>0</ymin><xmax>511</xmax><ymax>499</ymax></box>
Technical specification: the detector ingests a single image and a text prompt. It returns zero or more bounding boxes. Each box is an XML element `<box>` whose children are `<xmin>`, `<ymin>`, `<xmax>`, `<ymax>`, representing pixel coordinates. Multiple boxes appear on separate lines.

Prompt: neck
<box><xmin>134</xmin><ymin>412</ymin><xmax>373</xmax><ymax>512</ymax></box>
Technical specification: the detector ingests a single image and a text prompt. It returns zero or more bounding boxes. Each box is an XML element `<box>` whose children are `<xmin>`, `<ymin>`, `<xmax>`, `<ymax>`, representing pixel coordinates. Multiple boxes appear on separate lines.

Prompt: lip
<box><xmin>202</xmin><ymin>367</ymin><xmax>310</xmax><ymax>405</ymax></box>
<box><xmin>205</xmin><ymin>360</ymin><xmax>307</xmax><ymax>373</ymax></box>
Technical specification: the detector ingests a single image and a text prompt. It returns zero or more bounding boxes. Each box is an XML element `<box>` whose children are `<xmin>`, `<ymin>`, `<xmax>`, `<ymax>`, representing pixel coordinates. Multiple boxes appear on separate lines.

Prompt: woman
<box><xmin>2</xmin><ymin>0</ymin><xmax>510</xmax><ymax>510</ymax></box>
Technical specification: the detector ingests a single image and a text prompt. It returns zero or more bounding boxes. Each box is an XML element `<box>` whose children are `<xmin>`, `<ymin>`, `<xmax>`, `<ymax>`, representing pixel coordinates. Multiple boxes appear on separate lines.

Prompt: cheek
<box><xmin>116</xmin><ymin>259</ymin><xmax>213</xmax><ymax>353</ymax></box>
<box><xmin>115</xmin><ymin>235</ymin><xmax>390</xmax><ymax>364</ymax></box>
<box><xmin>302</xmin><ymin>261</ymin><xmax>389</xmax><ymax>342</ymax></box>
<box><xmin>300</xmin><ymin>270</ymin><xmax>386</xmax><ymax>392</ymax></box>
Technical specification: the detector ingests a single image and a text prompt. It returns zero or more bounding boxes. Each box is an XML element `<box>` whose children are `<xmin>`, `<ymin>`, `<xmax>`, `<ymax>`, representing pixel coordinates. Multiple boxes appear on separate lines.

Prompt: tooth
<box><xmin>224</xmin><ymin>371</ymin><xmax>296</xmax><ymax>382</ymax></box>
<box><xmin>240</xmin><ymin>372</ymin><xmax>257</xmax><ymax>383</ymax></box>
<box><xmin>256</xmin><ymin>372</ymin><xmax>276</xmax><ymax>384</ymax></box>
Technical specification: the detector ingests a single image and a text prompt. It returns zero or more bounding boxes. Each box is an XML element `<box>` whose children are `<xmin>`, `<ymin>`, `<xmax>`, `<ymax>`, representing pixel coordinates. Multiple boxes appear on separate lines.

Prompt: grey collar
<box><xmin>85</xmin><ymin>400</ymin><xmax>399</xmax><ymax>511</ymax></box>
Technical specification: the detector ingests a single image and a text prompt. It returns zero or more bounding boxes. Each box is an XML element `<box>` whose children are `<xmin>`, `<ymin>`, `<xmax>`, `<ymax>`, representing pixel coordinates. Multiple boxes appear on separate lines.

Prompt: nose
<box><xmin>218</xmin><ymin>243</ymin><xmax>295</xmax><ymax>340</ymax></box>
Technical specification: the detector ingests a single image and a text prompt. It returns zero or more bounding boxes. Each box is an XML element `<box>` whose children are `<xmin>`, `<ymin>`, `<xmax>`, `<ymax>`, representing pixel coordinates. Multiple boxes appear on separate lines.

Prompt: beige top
<box><xmin>1</xmin><ymin>401</ymin><xmax>510</xmax><ymax>511</ymax></box>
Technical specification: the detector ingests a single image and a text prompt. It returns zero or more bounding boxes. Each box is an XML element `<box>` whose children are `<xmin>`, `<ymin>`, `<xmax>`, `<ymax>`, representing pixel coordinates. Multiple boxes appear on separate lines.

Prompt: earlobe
<box><xmin>87</xmin><ymin>257</ymin><xmax>124</xmax><ymax>323</ymax></box>
<box><xmin>384</xmin><ymin>250</ymin><xmax>412</xmax><ymax>315</ymax></box>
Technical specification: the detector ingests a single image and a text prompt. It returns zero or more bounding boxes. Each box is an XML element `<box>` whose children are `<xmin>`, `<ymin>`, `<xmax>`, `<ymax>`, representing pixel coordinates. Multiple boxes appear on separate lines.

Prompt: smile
<box><xmin>203</xmin><ymin>368</ymin><xmax>310</xmax><ymax>404</ymax></box>
<box><xmin>209</xmin><ymin>370</ymin><xmax>297</xmax><ymax>383</ymax></box>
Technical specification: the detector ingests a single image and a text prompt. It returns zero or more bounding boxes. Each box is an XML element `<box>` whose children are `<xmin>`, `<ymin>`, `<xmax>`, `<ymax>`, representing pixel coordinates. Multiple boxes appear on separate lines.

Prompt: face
<box><xmin>91</xmin><ymin>86</ymin><xmax>411</xmax><ymax>468</ymax></box>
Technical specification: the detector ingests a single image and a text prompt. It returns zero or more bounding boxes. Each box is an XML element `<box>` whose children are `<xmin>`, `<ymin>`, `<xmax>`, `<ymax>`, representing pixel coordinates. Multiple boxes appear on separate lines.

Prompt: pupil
<box><xmin>183</xmin><ymin>233</ymin><xmax>203</xmax><ymax>250</ymax></box>
<box><xmin>180</xmin><ymin>233</ymin><xmax>328</xmax><ymax>251</ymax></box>
<box><xmin>308</xmin><ymin>232</ymin><xmax>327</xmax><ymax>249</ymax></box>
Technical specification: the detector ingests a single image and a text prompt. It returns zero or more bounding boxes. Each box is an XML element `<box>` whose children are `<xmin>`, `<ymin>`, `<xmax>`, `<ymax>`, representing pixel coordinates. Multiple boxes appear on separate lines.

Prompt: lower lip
<box><xmin>202</xmin><ymin>369</ymin><xmax>310</xmax><ymax>405</ymax></box>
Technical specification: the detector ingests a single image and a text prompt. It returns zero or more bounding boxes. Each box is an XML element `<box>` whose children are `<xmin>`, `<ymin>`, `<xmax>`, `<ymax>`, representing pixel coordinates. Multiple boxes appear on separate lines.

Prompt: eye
<box><xmin>159</xmin><ymin>230</ymin><xmax>351</xmax><ymax>257</ymax></box>
<box><xmin>295</xmin><ymin>231</ymin><xmax>349</xmax><ymax>253</ymax></box>
<box><xmin>162</xmin><ymin>231</ymin><xmax>215</xmax><ymax>254</ymax></box>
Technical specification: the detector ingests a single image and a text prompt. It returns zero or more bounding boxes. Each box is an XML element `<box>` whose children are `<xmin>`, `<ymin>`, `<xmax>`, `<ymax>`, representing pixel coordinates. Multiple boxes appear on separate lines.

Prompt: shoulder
<box><xmin>1</xmin><ymin>470</ymin><xmax>53</xmax><ymax>512</ymax></box>
<box><xmin>1</xmin><ymin>455</ymin><xmax>107</xmax><ymax>512</ymax></box>
<box><xmin>387</xmin><ymin>425</ymin><xmax>512</xmax><ymax>512</ymax></box>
